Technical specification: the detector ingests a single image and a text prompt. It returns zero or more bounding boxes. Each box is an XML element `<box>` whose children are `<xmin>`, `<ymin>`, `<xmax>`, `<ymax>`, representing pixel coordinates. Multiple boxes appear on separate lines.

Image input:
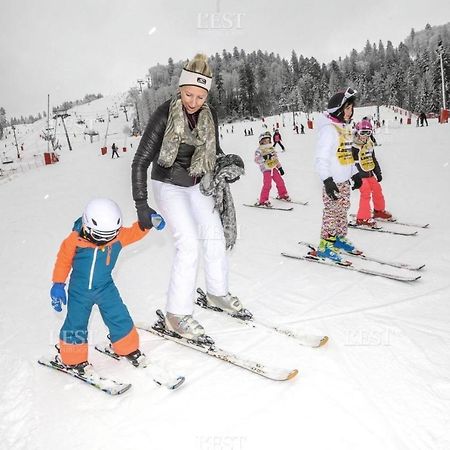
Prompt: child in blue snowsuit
<box><xmin>50</xmin><ymin>198</ymin><xmax>163</xmax><ymax>368</ymax></box>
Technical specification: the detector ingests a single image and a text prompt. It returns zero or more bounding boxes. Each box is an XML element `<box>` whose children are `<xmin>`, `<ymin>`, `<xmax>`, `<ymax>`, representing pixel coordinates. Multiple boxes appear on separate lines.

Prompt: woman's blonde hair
<box><xmin>185</xmin><ymin>53</ymin><xmax>212</xmax><ymax>77</ymax></box>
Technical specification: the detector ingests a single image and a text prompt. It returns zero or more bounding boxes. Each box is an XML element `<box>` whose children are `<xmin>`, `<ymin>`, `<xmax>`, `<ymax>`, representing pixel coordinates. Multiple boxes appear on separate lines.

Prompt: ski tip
<box><xmin>318</xmin><ymin>336</ymin><xmax>329</xmax><ymax>347</ymax></box>
<box><xmin>116</xmin><ymin>384</ymin><xmax>133</xmax><ymax>395</ymax></box>
<box><xmin>169</xmin><ymin>376</ymin><xmax>186</xmax><ymax>390</ymax></box>
<box><xmin>287</xmin><ymin>369</ymin><xmax>299</xmax><ymax>380</ymax></box>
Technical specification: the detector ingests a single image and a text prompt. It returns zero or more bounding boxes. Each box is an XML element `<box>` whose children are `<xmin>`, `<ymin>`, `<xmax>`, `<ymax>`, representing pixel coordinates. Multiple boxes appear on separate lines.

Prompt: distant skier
<box><xmin>111</xmin><ymin>142</ymin><xmax>120</xmax><ymax>158</ymax></box>
<box><xmin>49</xmin><ymin>198</ymin><xmax>164</xmax><ymax>374</ymax></box>
<box><xmin>314</xmin><ymin>88</ymin><xmax>362</xmax><ymax>263</ymax></box>
<box><xmin>254</xmin><ymin>131</ymin><xmax>290</xmax><ymax>207</ymax></box>
<box><xmin>419</xmin><ymin>112</ymin><xmax>428</xmax><ymax>127</ymax></box>
<box><xmin>272</xmin><ymin>129</ymin><xmax>285</xmax><ymax>151</ymax></box>
<box><xmin>352</xmin><ymin>119</ymin><xmax>392</xmax><ymax>227</ymax></box>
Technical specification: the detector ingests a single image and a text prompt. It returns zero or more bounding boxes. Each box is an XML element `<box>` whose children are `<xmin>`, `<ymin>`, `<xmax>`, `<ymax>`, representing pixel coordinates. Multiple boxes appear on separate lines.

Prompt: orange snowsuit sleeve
<box><xmin>52</xmin><ymin>231</ymin><xmax>79</xmax><ymax>283</ymax></box>
<box><xmin>118</xmin><ymin>221</ymin><xmax>150</xmax><ymax>247</ymax></box>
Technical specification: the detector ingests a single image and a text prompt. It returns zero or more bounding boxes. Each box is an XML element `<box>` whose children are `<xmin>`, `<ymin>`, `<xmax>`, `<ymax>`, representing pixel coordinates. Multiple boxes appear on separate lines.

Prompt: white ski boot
<box><xmin>206</xmin><ymin>292</ymin><xmax>243</xmax><ymax>314</ymax></box>
<box><xmin>165</xmin><ymin>312</ymin><xmax>205</xmax><ymax>340</ymax></box>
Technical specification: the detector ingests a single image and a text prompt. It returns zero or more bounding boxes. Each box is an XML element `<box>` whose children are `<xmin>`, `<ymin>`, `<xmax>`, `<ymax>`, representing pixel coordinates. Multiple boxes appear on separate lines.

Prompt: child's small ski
<box><xmin>94</xmin><ymin>343</ymin><xmax>185</xmax><ymax>390</ymax></box>
<box><xmin>281</xmin><ymin>251</ymin><xmax>421</xmax><ymax>282</ymax></box>
<box><xmin>136</xmin><ymin>311</ymin><xmax>298</xmax><ymax>382</ymax></box>
<box><xmin>349</xmin><ymin>214</ymin><xmax>429</xmax><ymax>229</ymax></box>
<box><xmin>348</xmin><ymin>221</ymin><xmax>418</xmax><ymax>236</ymax></box>
<box><xmin>271</xmin><ymin>197</ymin><xmax>309</xmax><ymax>206</ymax></box>
<box><xmin>38</xmin><ymin>356</ymin><xmax>131</xmax><ymax>395</ymax></box>
<box><xmin>243</xmin><ymin>203</ymin><xmax>293</xmax><ymax>211</ymax></box>
<box><xmin>195</xmin><ymin>288</ymin><xmax>328</xmax><ymax>348</ymax></box>
<box><xmin>298</xmin><ymin>241</ymin><xmax>425</xmax><ymax>271</ymax></box>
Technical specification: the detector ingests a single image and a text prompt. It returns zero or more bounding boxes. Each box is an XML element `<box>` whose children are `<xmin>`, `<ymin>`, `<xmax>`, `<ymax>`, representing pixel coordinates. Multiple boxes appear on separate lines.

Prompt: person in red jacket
<box><xmin>50</xmin><ymin>198</ymin><xmax>164</xmax><ymax>374</ymax></box>
<box><xmin>272</xmin><ymin>129</ymin><xmax>285</xmax><ymax>151</ymax></box>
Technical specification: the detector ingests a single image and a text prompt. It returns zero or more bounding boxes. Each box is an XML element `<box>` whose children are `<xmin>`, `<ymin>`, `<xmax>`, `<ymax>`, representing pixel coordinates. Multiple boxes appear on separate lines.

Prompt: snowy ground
<box><xmin>1</xmin><ymin>98</ymin><xmax>450</xmax><ymax>450</ymax></box>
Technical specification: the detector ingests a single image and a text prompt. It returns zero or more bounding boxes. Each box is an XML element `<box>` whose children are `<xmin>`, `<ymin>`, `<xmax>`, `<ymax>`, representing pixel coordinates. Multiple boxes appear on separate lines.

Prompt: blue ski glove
<box><xmin>150</xmin><ymin>213</ymin><xmax>166</xmax><ymax>231</ymax></box>
<box><xmin>50</xmin><ymin>283</ymin><xmax>67</xmax><ymax>312</ymax></box>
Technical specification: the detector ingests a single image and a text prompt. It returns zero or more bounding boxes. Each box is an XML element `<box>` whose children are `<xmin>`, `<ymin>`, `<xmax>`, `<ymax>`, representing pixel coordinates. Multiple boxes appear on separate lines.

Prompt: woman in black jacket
<box><xmin>131</xmin><ymin>54</ymin><xmax>243</xmax><ymax>341</ymax></box>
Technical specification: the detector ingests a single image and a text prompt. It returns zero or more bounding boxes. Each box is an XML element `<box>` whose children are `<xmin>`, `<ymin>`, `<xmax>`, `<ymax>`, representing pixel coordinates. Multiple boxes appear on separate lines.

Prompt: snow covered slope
<box><xmin>1</xmin><ymin>97</ymin><xmax>449</xmax><ymax>450</ymax></box>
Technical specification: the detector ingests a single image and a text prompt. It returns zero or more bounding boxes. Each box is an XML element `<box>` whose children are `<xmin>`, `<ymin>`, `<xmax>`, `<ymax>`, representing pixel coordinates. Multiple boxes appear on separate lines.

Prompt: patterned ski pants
<box><xmin>320</xmin><ymin>181</ymin><xmax>351</xmax><ymax>239</ymax></box>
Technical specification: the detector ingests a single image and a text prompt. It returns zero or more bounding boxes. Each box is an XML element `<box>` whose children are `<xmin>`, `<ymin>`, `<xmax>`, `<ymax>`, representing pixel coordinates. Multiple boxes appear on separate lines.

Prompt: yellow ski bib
<box><xmin>333</xmin><ymin>125</ymin><xmax>354</xmax><ymax>166</ymax></box>
<box><xmin>355</xmin><ymin>142</ymin><xmax>375</xmax><ymax>172</ymax></box>
<box><xmin>260</xmin><ymin>146</ymin><xmax>279</xmax><ymax>169</ymax></box>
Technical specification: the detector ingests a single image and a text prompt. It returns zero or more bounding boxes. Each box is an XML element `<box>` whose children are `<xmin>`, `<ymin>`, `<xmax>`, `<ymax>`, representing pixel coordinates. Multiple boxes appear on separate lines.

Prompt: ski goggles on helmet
<box><xmin>358</xmin><ymin>129</ymin><xmax>372</xmax><ymax>136</ymax></box>
<box><xmin>86</xmin><ymin>226</ymin><xmax>119</xmax><ymax>243</ymax></box>
<box><xmin>328</xmin><ymin>87</ymin><xmax>358</xmax><ymax>113</ymax></box>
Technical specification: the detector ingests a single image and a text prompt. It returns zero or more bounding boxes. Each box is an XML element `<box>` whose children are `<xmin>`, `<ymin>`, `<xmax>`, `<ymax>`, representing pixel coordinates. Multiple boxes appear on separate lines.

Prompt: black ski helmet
<box><xmin>327</xmin><ymin>88</ymin><xmax>357</xmax><ymax>122</ymax></box>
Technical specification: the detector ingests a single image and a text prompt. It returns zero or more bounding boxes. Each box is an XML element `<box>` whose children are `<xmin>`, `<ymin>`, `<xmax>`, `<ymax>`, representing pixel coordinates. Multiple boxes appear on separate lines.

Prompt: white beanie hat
<box><xmin>179</xmin><ymin>68</ymin><xmax>212</xmax><ymax>92</ymax></box>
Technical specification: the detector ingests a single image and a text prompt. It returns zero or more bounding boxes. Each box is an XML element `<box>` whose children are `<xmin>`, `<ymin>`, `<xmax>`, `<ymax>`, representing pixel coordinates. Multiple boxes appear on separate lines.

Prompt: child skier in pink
<box><xmin>352</xmin><ymin>119</ymin><xmax>392</xmax><ymax>226</ymax></box>
<box><xmin>272</xmin><ymin>129</ymin><xmax>285</xmax><ymax>151</ymax></box>
<box><xmin>254</xmin><ymin>131</ymin><xmax>290</xmax><ymax>207</ymax></box>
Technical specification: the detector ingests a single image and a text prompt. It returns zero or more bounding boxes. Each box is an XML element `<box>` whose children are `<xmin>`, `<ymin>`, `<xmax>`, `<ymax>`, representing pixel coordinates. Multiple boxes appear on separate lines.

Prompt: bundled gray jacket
<box><xmin>131</xmin><ymin>99</ymin><xmax>223</xmax><ymax>202</ymax></box>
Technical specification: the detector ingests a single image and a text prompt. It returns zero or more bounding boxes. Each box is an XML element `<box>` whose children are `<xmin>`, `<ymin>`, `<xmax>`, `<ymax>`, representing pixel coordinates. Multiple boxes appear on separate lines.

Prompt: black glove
<box><xmin>278</xmin><ymin>167</ymin><xmax>285</xmax><ymax>176</ymax></box>
<box><xmin>323</xmin><ymin>177</ymin><xmax>339</xmax><ymax>200</ymax></box>
<box><xmin>135</xmin><ymin>200</ymin><xmax>157</xmax><ymax>230</ymax></box>
<box><xmin>374</xmin><ymin>171</ymin><xmax>382</xmax><ymax>182</ymax></box>
<box><xmin>351</xmin><ymin>173</ymin><xmax>362</xmax><ymax>190</ymax></box>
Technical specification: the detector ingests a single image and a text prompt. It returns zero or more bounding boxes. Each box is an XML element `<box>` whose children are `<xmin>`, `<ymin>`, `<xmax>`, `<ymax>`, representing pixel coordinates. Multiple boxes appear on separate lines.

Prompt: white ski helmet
<box><xmin>258</xmin><ymin>131</ymin><xmax>272</xmax><ymax>144</ymax></box>
<box><xmin>82</xmin><ymin>198</ymin><xmax>122</xmax><ymax>243</ymax></box>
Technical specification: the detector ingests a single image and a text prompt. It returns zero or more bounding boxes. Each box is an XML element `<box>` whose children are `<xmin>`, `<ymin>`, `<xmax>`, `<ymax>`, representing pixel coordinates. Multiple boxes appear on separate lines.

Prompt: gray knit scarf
<box><xmin>200</xmin><ymin>157</ymin><xmax>245</xmax><ymax>250</ymax></box>
<box><xmin>158</xmin><ymin>96</ymin><xmax>217</xmax><ymax>177</ymax></box>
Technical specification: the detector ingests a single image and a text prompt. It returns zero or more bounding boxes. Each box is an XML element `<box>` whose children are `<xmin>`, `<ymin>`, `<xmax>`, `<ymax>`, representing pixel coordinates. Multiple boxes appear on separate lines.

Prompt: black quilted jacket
<box><xmin>131</xmin><ymin>99</ymin><xmax>223</xmax><ymax>202</ymax></box>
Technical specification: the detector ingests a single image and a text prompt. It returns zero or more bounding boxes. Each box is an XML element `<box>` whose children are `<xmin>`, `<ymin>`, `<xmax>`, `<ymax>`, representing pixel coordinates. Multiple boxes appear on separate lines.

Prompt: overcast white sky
<box><xmin>1</xmin><ymin>0</ymin><xmax>448</xmax><ymax>117</ymax></box>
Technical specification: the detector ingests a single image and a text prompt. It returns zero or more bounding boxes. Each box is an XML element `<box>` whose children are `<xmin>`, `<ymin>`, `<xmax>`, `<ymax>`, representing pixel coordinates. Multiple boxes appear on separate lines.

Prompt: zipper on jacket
<box><xmin>106</xmin><ymin>245</ymin><xmax>111</xmax><ymax>266</ymax></box>
<box><xmin>88</xmin><ymin>247</ymin><xmax>98</xmax><ymax>290</ymax></box>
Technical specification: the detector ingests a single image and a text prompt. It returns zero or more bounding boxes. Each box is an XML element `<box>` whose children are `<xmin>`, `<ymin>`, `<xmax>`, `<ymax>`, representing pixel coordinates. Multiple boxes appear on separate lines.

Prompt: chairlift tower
<box><xmin>53</xmin><ymin>110</ymin><xmax>72</xmax><ymax>151</ymax></box>
<box><xmin>11</xmin><ymin>125</ymin><xmax>20</xmax><ymax>159</ymax></box>
<box><xmin>120</xmin><ymin>104</ymin><xmax>129</xmax><ymax>122</ymax></box>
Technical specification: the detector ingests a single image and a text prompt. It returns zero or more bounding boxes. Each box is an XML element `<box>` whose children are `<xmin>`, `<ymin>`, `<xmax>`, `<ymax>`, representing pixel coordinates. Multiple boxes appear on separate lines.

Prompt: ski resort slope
<box><xmin>1</xmin><ymin>98</ymin><xmax>450</xmax><ymax>450</ymax></box>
